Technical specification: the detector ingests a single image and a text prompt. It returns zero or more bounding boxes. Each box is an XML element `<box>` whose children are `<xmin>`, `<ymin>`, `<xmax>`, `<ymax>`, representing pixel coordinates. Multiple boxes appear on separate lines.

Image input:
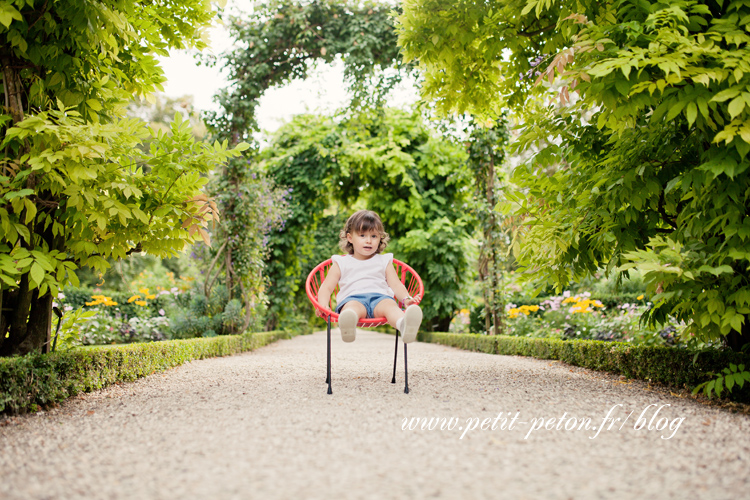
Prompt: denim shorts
<box><xmin>336</xmin><ymin>293</ymin><xmax>397</xmax><ymax>318</ymax></box>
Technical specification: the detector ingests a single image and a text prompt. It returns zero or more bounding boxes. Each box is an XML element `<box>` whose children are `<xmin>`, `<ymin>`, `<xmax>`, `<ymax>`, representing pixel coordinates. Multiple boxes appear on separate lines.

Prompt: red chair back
<box><xmin>305</xmin><ymin>258</ymin><xmax>424</xmax><ymax>328</ymax></box>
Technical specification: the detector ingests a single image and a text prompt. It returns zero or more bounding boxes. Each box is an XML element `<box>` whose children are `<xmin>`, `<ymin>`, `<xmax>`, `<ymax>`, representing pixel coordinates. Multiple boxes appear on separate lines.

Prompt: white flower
<box><xmin>159</xmin><ymin>309</ymin><xmax>166</xmax><ymax>316</ymax></box>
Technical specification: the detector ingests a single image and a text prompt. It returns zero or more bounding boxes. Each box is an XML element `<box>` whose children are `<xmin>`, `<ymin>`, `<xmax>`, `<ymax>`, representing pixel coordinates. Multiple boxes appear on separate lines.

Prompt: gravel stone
<box><xmin>1</xmin><ymin>330</ymin><xmax>748</xmax><ymax>499</ymax></box>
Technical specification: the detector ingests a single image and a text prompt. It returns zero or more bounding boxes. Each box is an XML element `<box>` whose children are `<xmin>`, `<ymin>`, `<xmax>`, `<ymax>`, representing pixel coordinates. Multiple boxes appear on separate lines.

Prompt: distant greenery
<box><xmin>261</xmin><ymin>109</ymin><xmax>475</xmax><ymax>331</ymax></box>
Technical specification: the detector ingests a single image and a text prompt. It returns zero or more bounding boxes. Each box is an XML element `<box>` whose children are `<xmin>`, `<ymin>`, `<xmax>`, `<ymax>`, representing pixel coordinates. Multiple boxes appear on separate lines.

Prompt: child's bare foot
<box><xmin>338</xmin><ymin>309</ymin><xmax>358</xmax><ymax>342</ymax></box>
<box><xmin>398</xmin><ymin>305</ymin><xmax>422</xmax><ymax>343</ymax></box>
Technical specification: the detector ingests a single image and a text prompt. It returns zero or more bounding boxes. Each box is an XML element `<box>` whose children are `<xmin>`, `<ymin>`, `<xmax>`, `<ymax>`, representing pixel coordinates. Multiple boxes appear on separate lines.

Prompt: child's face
<box><xmin>347</xmin><ymin>229</ymin><xmax>381</xmax><ymax>260</ymax></box>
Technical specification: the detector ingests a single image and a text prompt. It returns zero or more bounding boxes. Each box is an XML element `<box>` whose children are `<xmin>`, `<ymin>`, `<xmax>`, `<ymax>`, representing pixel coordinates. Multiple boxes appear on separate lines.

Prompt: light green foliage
<box><xmin>53</xmin><ymin>306</ymin><xmax>97</xmax><ymax>350</ymax></box>
<box><xmin>1</xmin><ymin>108</ymin><xmax>244</xmax><ymax>296</ymax></box>
<box><xmin>0</xmin><ymin>0</ymin><xmax>214</xmax><ymax>121</ymax></box>
<box><xmin>396</xmin><ymin>0</ymin><xmax>586</xmax><ymax>117</ymax></box>
<box><xmin>206</xmin><ymin>0</ymin><xmax>411</xmax><ymax>139</ymax></box>
<box><xmin>0</xmin><ymin>0</ymin><xmax>244</xmax><ymax>355</ymax></box>
<box><xmin>399</xmin><ymin>0</ymin><xmax>750</xmax><ymax>347</ymax></box>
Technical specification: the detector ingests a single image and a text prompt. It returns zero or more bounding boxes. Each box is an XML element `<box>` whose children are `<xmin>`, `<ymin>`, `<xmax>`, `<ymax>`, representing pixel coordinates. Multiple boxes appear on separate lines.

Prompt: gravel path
<box><xmin>1</xmin><ymin>330</ymin><xmax>749</xmax><ymax>499</ymax></box>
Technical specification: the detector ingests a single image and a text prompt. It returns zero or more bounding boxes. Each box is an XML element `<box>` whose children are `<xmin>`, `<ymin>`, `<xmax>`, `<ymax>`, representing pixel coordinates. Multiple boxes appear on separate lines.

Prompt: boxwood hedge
<box><xmin>417</xmin><ymin>331</ymin><xmax>750</xmax><ymax>402</ymax></box>
<box><xmin>0</xmin><ymin>331</ymin><xmax>295</xmax><ymax>415</ymax></box>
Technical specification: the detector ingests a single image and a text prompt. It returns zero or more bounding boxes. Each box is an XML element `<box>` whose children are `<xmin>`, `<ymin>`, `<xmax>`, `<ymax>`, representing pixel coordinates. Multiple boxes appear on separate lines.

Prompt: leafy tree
<box><xmin>205</xmin><ymin>0</ymin><xmax>412</xmax><ymax>140</ymax></box>
<box><xmin>398</xmin><ymin>0</ymin><xmax>750</xmax><ymax>349</ymax></box>
<box><xmin>0</xmin><ymin>0</ymin><xmax>246</xmax><ymax>356</ymax></box>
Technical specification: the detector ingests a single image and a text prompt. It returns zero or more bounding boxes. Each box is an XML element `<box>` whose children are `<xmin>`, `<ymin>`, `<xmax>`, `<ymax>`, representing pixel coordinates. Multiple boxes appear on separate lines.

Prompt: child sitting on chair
<box><xmin>317</xmin><ymin>210</ymin><xmax>423</xmax><ymax>343</ymax></box>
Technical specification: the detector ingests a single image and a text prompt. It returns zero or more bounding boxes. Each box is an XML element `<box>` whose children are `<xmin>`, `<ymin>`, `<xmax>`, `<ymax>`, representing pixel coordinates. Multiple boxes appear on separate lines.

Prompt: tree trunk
<box><xmin>478</xmin><ymin>261</ymin><xmax>491</xmax><ymax>335</ymax></box>
<box><xmin>18</xmin><ymin>293</ymin><xmax>52</xmax><ymax>354</ymax></box>
<box><xmin>0</xmin><ymin>284</ymin><xmax>52</xmax><ymax>356</ymax></box>
<box><xmin>486</xmin><ymin>155</ymin><xmax>502</xmax><ymax>335</ymax></box>
<box><xmin>435</xmin><ymin>315</ymin><xmax>452</xmax><ymax>333</ymax></box>
<box><xmin>725</xmin><ymin>323</ymin><xmax>750</xmax><ymax>352</ymax></box>
<box><xmin>2</xmin><ymin>57</ymin><xmax>24</xmax><ymax>124</ymax></box>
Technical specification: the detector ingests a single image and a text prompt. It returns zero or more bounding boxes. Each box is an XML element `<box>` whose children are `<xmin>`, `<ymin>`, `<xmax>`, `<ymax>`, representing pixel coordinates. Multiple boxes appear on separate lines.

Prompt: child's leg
<box><xmin>373</xmin><ymin>298</ymin><xmax>403</xmax><ymax>328</ymax></box>
<box><xmin>338</xmin><ymin>301</ymin><xmax>366</xmax><ymax>342</ymax></box>
<box><xmin>373</xmin><ymin>299</ymin><xmax>423</xmax><ymax>343</ymax></box>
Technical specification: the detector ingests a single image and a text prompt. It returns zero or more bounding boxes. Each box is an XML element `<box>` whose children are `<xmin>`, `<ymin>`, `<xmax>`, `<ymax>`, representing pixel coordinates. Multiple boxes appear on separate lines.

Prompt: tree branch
<box><xmin>518</xmin><ymin>23</ymin><xmax>556</xmax><ymax>38</ymax></box>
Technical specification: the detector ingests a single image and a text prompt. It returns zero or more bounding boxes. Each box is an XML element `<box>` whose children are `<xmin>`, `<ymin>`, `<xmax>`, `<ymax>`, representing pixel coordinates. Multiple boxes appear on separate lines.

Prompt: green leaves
<box><xmin>0</xmin><ymin>3</ymin><xmax>22</xmax><ymax>28</ymax></box>
<box><xmin>693</xmin><ymin>363</ymin><xmax>750</xmax><ymax>398</ymax></box>
<box><xmin>398</xmin><ymin>0</ymin><xmax>750</xmax><ymax>347</ymax></box>
<box><xmin>1</xmin><ymin>103</ymin><xmax>244</xmax><ymax>298</ymax></box>
<box><xmin>206</xmin><ymin>0</ymin><xmax>409</xmax><ymax>139</ymax></box>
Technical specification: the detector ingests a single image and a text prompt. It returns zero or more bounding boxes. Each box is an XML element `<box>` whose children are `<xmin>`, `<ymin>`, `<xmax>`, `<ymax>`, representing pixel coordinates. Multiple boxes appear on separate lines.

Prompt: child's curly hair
<box><xmin>339</xmin><ymin>210</ymin><xmax>390</xmax><ymax>254</ymax></box>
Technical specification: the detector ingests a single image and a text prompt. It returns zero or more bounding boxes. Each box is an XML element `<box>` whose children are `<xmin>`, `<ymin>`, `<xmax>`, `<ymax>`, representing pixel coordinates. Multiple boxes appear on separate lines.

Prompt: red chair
<box><xmin>305</xmin><ymin>258</ymin><xmax>424</xmax><ymax>394</ymax></box>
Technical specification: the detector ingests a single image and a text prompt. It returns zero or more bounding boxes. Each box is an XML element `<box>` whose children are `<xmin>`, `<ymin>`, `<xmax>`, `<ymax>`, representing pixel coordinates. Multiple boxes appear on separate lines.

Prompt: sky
<box><xmin>157</xmin><ymin>1</ymin><xmax>418</xmax><ymax>136</ymax></box>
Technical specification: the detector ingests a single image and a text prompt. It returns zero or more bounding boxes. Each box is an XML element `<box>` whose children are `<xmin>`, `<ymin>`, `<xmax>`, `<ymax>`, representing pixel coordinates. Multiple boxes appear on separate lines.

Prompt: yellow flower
<box><xmin>86</xmin><ymin>294</ymin><xmax>116</xmax><ymax>306</ymax></box>
<box><xmin>571</xmin><ymin>301</ymin><xmax>592</xmax><ymax>314</ymax></box>
<box><xmin>459</xmin><ymin>308</ymin><xmax>470</xmax><ymax>315</ymax></box>
<box><xmin>637</xmin><ymin>294</ymin><xmax>644</xmax><ymax>300</ymax></box>
<box><xmin>145</xmin><ymin>294</ymin><xmax>156</xmax><ymax>300</ymax></box>
<box><xmin>127</xmin><ymin>295</ymin><xmax>142</xmax><ymax>303</ymax></box>
<box><xmin>135</xmin><ymin>300</ymin><xmax>147</xmax><ymax>306</ymax></box>
<box><xmin>562</xmin><ymin>297</ymin><xmax>579</xmax><ymax>304</ymax></box>
<box><xmin>138</xmin><ymin>287</ymin><xmax>149</xmax><ymax>294</ymax></box>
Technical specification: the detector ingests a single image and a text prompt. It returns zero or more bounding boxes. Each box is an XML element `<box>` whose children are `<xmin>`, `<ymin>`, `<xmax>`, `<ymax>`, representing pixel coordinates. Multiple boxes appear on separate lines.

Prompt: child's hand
<box><xmin>403</xmin><ymin>296</ymin><xmax>418</xmax><ymax>307</ymax></box>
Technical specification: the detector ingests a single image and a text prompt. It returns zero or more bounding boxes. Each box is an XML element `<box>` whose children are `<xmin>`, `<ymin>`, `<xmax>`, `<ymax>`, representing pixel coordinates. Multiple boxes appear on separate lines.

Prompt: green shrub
<box><xmin>0</xmin><ymin>330</ymin><xmax>294</xmax><ymax>415</ymax></box>
<box><xmin>417</xmin><ymin>332</ymin><xmax>750</xmax><ymax>402</ymax></box>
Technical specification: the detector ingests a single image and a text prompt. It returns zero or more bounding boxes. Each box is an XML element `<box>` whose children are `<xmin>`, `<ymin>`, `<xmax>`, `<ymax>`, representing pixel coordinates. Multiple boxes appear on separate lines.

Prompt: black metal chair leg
<box><xmin>403</xmin><ymin>341</ymin><xmax>409</xmax><ymax>394</ymax></box>
<box><xmin>391</xmin><ymin>330</ymin><xmax>399</xmax><ymax>383</ymax></box>
<box><xmin>326</xmin><ymin>315</ymin><xmax>332</xmax><ymax>394</ymax></box>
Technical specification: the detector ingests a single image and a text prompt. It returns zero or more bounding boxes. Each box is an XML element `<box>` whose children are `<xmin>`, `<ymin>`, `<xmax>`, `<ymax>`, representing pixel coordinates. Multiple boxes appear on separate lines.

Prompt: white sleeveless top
<box><xmin>332</xmin><ymin>253</ymin><xmax>394</xmax><ymax>303</ymax></box>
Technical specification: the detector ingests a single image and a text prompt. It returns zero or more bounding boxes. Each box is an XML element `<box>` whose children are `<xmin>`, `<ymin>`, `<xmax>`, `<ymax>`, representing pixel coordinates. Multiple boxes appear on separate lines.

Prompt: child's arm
<box><xmin>385</xmin><ymin>265</ymin><xmax>418</xmax><ymax>307</ymax></box>
<box><xmin>317</xmin><ymin>262</ymin><xmax>342</xmax><ymax>309</ymax></box>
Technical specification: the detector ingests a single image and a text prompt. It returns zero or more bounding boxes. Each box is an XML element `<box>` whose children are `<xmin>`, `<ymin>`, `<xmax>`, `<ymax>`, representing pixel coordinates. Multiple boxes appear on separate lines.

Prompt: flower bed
<box><xmin>502</xmin><ymin>292</ymin><xmax>682</xmax><ymax>346</ymax></box>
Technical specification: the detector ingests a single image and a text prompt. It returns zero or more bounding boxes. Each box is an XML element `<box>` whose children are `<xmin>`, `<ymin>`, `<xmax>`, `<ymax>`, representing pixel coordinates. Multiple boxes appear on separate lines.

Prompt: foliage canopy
<box><xmin>397</xmin><ymin>0</ymin><xmax>750</xmax><ymax>346</ymax></box>
<box><xmin>0</xmin><ymin>0</ymin><xmax>244</xmax><ymax>355</ymax></box>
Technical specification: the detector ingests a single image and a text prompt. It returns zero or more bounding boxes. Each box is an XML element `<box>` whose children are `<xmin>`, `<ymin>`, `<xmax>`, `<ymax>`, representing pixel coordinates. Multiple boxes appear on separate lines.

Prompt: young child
<box><xmin>317</xmin><ymin>210</ymin><xmax>423</xmax><ymax>343</ymax></box>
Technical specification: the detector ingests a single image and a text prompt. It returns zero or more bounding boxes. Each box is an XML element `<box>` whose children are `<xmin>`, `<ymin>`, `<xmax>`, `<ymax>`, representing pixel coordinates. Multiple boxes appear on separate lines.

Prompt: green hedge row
<box><xmin>0</xmin><ymin>330</ymin><xmax>295</xmax><ymax>415</ymax></box>
<box><xmin>417</xmin><ymin>332</ymin><xmax>750</xmax><ymax>402</ymax></box>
